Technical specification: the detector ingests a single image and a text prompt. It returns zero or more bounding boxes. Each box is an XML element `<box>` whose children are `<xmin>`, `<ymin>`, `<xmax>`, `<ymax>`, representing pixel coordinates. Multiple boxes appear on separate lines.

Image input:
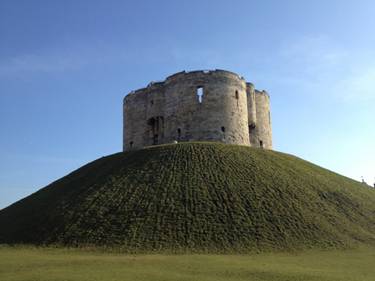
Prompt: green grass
<box><xmin>0</xmin><ymin>246</ymin><xmax>374</xmax><ymax>281</ymax></box>
<box><xmin>0</xmin><ymin>142</ymin><xmax>374</xmax><ymax>252</ymax></box>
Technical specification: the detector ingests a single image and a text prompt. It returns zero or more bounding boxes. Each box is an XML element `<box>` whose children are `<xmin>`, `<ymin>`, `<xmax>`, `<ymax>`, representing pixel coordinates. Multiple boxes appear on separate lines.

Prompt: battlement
<box><xmin>128</xmin><ymin>69</ymin><xmax>246</xmax><ymax>96</ymax></box>
<box><xmin>255</xmin><ymin>89</ymin><xmax>270</xmax><ymax>97</ymax></box>
<box><xmin>165</xmin><ymin>69</ymin><xmax>245</xmax><ymax>83</ymax></box>
<box><xmin>123</xmin><ymin>70</ymin><xmax>272</xmax><ymax>150</ymax></box>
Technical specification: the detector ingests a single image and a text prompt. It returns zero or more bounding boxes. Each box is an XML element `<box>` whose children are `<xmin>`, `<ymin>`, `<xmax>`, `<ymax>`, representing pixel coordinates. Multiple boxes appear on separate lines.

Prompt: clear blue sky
<box><xmin>1</xmin><ymin>0</ymin><xmax>374</xmax><ymax>209</ymax></box>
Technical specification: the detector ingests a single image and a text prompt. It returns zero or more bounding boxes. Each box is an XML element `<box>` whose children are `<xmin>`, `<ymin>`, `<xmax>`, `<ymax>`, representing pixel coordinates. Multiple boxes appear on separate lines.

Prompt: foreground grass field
<box><xmin>0</xmin><ymin>247</ymin><xmax>374</xmax><ymax>281</ymax></box>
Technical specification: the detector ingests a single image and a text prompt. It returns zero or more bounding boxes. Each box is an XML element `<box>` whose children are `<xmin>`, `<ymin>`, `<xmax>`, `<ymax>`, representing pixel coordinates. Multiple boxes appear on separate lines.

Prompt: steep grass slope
<box><xmin>0</xmin><ymin>143</ymin><xmax>374</xmax><ymax>252</ymax></box>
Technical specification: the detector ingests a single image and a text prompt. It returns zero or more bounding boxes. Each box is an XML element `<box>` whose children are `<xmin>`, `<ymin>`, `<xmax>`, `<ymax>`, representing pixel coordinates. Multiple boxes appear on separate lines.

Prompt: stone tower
<box><xmin>123</xmin><ymin>70</ymin><xmax>272</xmax><ymax>151</ymax></box>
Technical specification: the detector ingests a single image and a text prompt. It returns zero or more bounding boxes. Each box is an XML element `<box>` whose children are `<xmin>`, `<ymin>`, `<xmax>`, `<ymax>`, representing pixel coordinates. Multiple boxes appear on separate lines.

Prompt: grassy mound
<box><xmin>0</xmin><ymin>143</ymin><xmax>374</xmax><ymax>252</ymax></box>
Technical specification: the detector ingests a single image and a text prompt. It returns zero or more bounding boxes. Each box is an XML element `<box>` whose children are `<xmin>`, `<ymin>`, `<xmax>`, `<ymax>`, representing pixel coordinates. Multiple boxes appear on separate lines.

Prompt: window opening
<box><xmin>268</xmin><ymin>111</ymin><xmax>271</xmax><ymax>125</ymax></box>
<box><xmin>197</xmin><ymin>87</ymin><xmax>204</xmax><ymax>103</ymax></box>
<box><xmin>177</xmin><ymin>128</ymin><xmax>181</xmax><ymax>139</ymax></box>
<box><xmin>129</xmin><ymin>141</ymin><xmax>133</xmax><ymax>148</ymax></box>
<box><xmin>260</xmin><ymin>140</ymin><xmax>264</xmax><ymax>148</ymax></box>
<box><xmin>221</xmin><ymin>126</ymin><xmax>226</xmax><ymax>140</ymax></box>
<box><xmin>235</xmin><ymin>90</ymin><xmax>239</xmax><ymax>107</ymax></box>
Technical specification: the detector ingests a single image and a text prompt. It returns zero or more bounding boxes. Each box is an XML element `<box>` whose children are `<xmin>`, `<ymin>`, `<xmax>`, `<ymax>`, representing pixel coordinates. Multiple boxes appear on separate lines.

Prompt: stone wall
<box><xmin>251</xmin><ymin>89</ymin><xmax>272</xmax><ymax>149</ymax></box>
<box><xmin>123</xmin><ymin>70</ymin><xmax>272</xmax><ymax>151</ymax></box>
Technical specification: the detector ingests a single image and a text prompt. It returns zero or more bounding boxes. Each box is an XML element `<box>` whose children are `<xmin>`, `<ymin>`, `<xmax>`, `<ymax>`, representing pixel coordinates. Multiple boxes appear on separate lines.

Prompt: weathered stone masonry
<box><xmin>123</xmin><ymin>70</ymin><xmax>272</xmax><ymax>151</ymax></box>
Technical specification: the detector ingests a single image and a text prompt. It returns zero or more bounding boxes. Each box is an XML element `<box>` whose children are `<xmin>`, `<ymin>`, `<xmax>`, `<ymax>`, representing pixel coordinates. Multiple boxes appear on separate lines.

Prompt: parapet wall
<box><xmin>123</xmin><ymin>70</ymin><xmax>272</xmax><ymax>150</ymax></box>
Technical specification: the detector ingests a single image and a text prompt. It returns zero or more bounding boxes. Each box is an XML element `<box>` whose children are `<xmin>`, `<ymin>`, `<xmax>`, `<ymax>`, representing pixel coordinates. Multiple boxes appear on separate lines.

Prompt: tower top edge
<box><xmin>165</xmin><ymin>69</ymin><xmax>245</xmax><ymax>82</ymax></box>
<box><xmin>255</xmin><ymin>89</ymin><xmax>270</xmax><ymax>97</ymax></box>
<box><xmin>126</xmin><ymin>69</ymin><xmax>248</xmax><ymax>96</ymax></box>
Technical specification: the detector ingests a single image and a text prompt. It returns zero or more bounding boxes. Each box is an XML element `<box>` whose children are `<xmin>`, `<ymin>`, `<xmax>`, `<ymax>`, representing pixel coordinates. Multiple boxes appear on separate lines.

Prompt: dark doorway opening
<box><xmin>153</xmin><ymin>134</ymin><xmax>158</xmax><ymax>145</ymax></box>
<box><xmin>148</xmin><ymin>116</ymin><xmax>164</xmax><ymax>145</ymax></box>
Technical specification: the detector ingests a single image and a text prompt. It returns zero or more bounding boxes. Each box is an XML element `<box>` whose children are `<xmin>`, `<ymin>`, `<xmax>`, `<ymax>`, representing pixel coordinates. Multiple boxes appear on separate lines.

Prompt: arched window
<box><xmin>235</xmin><ymin>90</ymin><xmax>239</xmax><ymax>100</ymax></box>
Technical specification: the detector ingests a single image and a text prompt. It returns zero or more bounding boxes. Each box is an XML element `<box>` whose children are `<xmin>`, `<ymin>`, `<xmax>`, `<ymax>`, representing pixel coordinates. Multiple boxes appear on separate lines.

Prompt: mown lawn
<box><xmin>0</xmin><ymin>246</ymin><xmax>374</xmax><ymax>281</ymax></box>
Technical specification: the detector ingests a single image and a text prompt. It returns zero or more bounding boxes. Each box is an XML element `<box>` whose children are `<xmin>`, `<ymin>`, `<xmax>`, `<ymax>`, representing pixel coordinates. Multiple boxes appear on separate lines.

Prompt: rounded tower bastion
<box><xmin>123</xmin><ymin>69</ymin><xmax>272</xmax><ymax>151</ymax></box>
